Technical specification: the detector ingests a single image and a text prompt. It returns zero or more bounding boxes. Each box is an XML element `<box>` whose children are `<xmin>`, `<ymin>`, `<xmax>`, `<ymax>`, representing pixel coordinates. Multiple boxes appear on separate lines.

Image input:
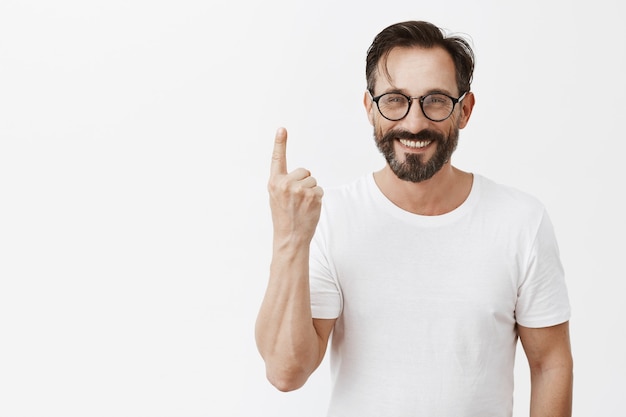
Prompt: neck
<box><xmin>373</xmin><ymin>163</ymin><xmax>473</xmax><ymax>215</ymax></box>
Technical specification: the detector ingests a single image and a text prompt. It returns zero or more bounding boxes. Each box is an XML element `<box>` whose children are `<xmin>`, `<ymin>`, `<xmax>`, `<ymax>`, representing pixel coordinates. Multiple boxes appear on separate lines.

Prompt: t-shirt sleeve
<box><xmin>309</xmin><ymin>214</ymin><xmax>342</xmax><ymax>319</ymax></box>
<box><xmin>515</xmin><ymin>210</ymin><xmax>571</xmax><ymax>327</ymax></box>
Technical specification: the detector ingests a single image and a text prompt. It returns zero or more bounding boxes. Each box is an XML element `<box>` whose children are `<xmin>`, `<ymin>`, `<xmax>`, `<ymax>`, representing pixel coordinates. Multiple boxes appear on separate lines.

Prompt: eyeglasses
<box><xmin>370</xmin><ymin>91</ymin><xmax>467</xmax><ymax>122</ymax></box>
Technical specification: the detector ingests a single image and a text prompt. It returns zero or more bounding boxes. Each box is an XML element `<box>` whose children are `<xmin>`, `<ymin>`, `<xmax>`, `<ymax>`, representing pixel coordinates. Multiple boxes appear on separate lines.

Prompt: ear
<box><xmin>363</xmin><ymin>90</ymin><xmax>375</xmax><ymax>126</ymax></box>
<box><xmin>458</xmin><ymin>92</ymin><xmax>475</xmax><ymax>129</ymax></box>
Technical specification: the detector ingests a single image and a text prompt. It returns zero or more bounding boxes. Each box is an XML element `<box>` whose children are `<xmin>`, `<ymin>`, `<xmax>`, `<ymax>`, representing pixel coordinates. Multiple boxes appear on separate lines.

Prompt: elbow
<box><xmin>266</xmin><ymin>366</ymin><xmax>309</xmax><ymax>392</ymax></box>
<box><xmin>269</xmin><ymin>376</ymin><xmax>303</xmax><ymax>393</ymax></box>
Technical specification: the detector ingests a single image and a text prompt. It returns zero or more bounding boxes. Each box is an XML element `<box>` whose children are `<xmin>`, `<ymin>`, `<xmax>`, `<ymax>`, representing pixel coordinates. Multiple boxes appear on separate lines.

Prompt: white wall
<box><xmin>1</xmin><ymin>1</ymin><xmax>624</xmax><ymax>416</ymax></box>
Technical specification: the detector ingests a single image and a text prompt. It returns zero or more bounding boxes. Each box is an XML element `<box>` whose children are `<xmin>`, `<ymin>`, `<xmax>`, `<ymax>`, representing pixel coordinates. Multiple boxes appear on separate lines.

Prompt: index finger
<box><xmin>270</xmin><ymin>127</ymin><xmax>288</xmax><ymax>176</ymax></box>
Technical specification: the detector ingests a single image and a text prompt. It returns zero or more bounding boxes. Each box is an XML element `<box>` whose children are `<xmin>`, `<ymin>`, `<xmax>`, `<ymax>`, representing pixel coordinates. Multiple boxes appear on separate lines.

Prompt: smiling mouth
<box><xmin>399</xmin><ymin>139</ymin><xmax>432</xmax><ymax>149</ymax></box>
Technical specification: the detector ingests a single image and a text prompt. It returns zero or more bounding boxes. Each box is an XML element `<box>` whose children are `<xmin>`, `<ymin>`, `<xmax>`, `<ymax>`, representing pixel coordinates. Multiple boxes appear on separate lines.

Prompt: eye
<box><xmin>381</xmin><ymin>94</ymin><xmax>406</xmax><ymax>105</ymax></box>
<box><xmin>423</xmin><ymin>94</ymin><xmax>452</xmax><ymax>107</ymax></box>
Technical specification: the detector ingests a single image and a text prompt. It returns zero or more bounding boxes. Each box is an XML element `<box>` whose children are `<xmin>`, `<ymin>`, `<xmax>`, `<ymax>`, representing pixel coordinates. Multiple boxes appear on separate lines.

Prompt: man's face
<box><xmin>365</xmin><ymin>46</ymin><xmax>469</xmax><ymax>183</ymax></box>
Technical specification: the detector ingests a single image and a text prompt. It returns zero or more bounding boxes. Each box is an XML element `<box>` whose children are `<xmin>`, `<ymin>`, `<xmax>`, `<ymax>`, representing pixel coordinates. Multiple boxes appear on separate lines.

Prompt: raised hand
<box><xmin>268</xmin><ymin>127</ymin><xmax>323</xmax><ymax>245</ymax></box>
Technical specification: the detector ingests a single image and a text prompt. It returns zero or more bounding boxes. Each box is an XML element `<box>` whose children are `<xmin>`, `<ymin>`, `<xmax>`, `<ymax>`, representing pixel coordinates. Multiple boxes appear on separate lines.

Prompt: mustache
<box><xmin>381</xmin><ymin>129</ymin><xmax>444</xmax><ymax>143</ymax></box>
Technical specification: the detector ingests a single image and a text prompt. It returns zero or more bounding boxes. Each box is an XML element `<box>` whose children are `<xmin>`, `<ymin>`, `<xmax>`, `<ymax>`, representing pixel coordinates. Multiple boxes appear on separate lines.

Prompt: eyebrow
<box><xmin>380</xmin><ymin>87</ymin><xmax>456</xmax><ymax>97</ymax></box>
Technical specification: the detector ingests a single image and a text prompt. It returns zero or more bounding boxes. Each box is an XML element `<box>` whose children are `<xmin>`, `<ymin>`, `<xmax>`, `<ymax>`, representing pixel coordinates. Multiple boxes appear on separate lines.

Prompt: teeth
<box><xmin>399</xmin><ymin>139</ymin><xmax>432</xmax><ymax>149</ymax></box>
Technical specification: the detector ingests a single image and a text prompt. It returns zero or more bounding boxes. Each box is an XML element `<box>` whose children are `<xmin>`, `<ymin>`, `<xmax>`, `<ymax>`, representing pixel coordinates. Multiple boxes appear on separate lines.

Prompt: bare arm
<box><xmin>255</xmin><ymin>127</ymin><xmax>335</xmax><ymax>392</ymax></box>
<box><xmin>518</xmin><ymin>321</ymin><xmax>573</xmax><ymax>417</ymax></box>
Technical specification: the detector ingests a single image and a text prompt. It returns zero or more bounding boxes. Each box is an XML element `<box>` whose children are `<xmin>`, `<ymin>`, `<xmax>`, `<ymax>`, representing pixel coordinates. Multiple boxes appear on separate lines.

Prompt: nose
<box><xmin>402</xmin><ymin>99</ymin><xmax>431</xmax><ymax>133</ymax></box>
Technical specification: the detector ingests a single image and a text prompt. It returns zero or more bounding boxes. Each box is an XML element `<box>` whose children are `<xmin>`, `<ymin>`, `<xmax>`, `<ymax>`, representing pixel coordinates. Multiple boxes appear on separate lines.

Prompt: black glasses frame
<box><xmin>370</xmin><ymin>91</ymin><xmax>467</xmax><ymax>122</ymax></box>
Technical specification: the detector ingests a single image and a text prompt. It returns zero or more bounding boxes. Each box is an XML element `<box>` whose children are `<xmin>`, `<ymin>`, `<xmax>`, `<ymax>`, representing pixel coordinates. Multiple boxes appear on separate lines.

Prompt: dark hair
<box><xmin>366</xmin><ymin>21</ymin><xmax>475</xmax><ymax>95</ymax></box>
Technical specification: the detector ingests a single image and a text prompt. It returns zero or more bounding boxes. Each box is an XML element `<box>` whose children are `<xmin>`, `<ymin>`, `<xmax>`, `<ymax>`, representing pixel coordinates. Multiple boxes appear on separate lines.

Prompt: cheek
<box><xmin>373</xmin><ymin>119</ymin><xmax>387</xmax><ymax>141</ymax></box>
<box><xmin>452</xmin><ymin>109</ymin><xmax>468</xmax><ymax>129</ymax></box>
<box><xmin>373</xmin><ymin>115</ymin><xmax>395</xmax><ymax>136</ymax></box>
<box><xmin>445</xmin><ymin>113</ymin><xmax>462</xmax><ymax>132</ymax></box>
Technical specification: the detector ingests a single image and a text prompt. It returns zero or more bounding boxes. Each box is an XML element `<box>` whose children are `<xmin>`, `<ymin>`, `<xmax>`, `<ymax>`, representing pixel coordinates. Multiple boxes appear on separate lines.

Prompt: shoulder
<box><xmin>316</xmin><ymin>174</ymin><xmax>375</xmax><ymax>230</ymax></box>
<box><xmin>475</xmin><ymin>174</ymin><xmax>546</xmax><ymax>216</ymax></box>
<box><xmin>322</xmin><ymin>174</ymin><xmax>373</xmax><ymax>207</ymax></box>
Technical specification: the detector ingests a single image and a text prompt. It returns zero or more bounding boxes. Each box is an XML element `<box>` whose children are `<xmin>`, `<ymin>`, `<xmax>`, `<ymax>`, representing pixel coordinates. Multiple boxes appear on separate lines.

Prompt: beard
<box><xmin>374</xmin><ymin>126</ymin><xmax>459</xmax><ymax>183</ymax></box>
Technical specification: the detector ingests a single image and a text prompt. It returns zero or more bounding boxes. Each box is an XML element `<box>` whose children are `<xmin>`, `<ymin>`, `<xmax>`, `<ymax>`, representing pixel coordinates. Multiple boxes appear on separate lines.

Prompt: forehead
<box><xmin>376</xmin><ymin>46</ymin><xmax>457</xmax><ymax>94</ymax></box>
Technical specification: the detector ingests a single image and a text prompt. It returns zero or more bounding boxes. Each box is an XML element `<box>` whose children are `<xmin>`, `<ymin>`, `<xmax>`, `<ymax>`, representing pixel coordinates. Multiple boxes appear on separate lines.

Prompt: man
<box><xmin>255</xmin><ymin>20</ymin><xmax>573</xmax><ymax>417</ymax></box>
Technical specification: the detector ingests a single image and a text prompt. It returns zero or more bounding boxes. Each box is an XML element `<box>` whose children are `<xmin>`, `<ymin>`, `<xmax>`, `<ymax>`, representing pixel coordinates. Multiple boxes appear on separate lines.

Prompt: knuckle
<box><xmin>267</xmin><ymin>178</ymin><xmax>277</xmax><ymax>191</ymax></box>
<box><xmin>268</xmin><ymin>177</ymin><xmax>286</xmax><ymax>193</ymax></box>
<box><xmin>293</xmin><ymin>184</ymin><xmax>306</xmax><ymax>197</ymax></box>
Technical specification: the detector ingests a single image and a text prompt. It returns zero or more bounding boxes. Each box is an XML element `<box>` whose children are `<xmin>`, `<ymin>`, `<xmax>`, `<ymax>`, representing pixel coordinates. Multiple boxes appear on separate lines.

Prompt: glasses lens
<box><xmin>377</xmin><ymin>93</ymin><xmax>409</xmax><ymax>120</ymax></box>
<box><xmin>422</xmin><ymin>94</ymin><xmax>454</xmax><ymax>121</ymax></box>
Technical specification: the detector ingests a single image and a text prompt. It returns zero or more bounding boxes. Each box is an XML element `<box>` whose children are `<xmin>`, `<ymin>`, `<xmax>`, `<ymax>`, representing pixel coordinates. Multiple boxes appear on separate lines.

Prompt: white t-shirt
<box><xmin>309</xmin><ymin>173</ymin><xmax>571</xmax><ymax>417</ymax></box>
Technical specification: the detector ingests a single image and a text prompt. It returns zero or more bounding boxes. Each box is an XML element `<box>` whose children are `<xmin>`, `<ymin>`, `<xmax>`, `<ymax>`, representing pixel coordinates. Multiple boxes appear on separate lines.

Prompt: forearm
<box><xmin>255</xmin><ymin>240</ymin><xmax>322</xmax><ymax>391</ymax></box>
<box><xmin>529</xmin><ymin>363</ymin><xmax>573</xmax><ymax>417</ymax></box>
